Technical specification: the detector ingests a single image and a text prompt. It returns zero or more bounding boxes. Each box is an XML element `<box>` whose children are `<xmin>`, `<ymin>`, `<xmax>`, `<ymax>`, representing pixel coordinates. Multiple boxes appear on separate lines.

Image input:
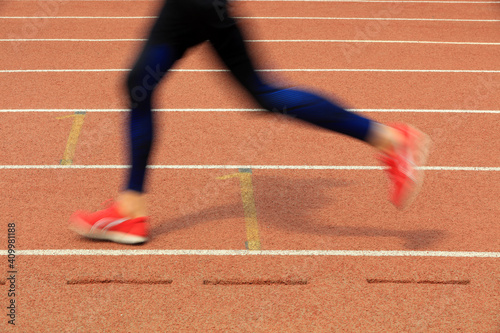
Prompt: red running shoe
<box><xmin>378</xmin><ymin>124</ymin><xmax>431</xmax><ymax>209</ymax></box>
<box><xmin>69</xmin><ymin>201</ymin><xmax>149</xmax><ymax>244</ymax></box>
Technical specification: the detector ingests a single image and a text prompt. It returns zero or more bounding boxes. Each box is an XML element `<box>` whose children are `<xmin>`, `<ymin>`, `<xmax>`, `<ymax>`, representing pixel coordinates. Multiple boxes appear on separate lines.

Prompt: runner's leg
<box><xmin>208</xmin><ymin>24</ymin><xmax>402</xmax><ymax>147</ymax></box>
<box><xmin>119</xmin><ymin>41</ymin><xmax>186</xmax><ymax>217</ymax></box>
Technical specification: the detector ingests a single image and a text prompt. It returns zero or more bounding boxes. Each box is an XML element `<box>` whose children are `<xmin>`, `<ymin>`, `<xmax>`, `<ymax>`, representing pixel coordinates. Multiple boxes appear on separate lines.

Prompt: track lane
<box><xmin>0</xmin><ymin>169</ymin><xmax>499</xmax><ymax>252</ymax></box>
<box><xmin>2</xmin><ymin>42</ymin><xmax>499</xmax><ymax>71</ymax></box>
<box><xmin>2</xmin><ymin>0</ymin><xmax>499</xmax><ymax>331</ymax></box>
<box><xmin>253</xmin><ymin>169</ymin><xmax>500</xmax><ymax>252</ymax></box>
<box><xmin>1</xmin><ymin>112</ymin><xmax>499</xmax><ymax>167</ymax></box>
<box><xmin>0</xmin><ymin>168</ymin><xmax>248</xmax><ymax>250</ymax></box>
<box><xmin>1</xmin><ymin>71</ymin><xmax>498</xmax><ymax>109</ymax></box>
<box><xmin>3</xmin><ymin>18</ymin><xmax>500</xmax><ymax>42</ymax></box>
<box><xmin>2</xmin><ymin>0</ymin><xmax>499</xmax><ymax>19</ymax></box>
<box><xmin>0</xmin><ymin>254</ymin><xmax>498</xmax><ymax>331</ymax></box>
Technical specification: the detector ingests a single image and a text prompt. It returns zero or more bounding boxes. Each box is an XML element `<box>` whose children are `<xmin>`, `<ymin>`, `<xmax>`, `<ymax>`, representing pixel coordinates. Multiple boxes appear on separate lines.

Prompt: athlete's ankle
<box><xmin>367</xmin><ymin>123</ymin><xmax>404</xmax><ymax>154</ymax></box>
<box><xmin>117</xmin><ymin>190</ymin><xmax>148</xmax><ymax>218</ymax></box>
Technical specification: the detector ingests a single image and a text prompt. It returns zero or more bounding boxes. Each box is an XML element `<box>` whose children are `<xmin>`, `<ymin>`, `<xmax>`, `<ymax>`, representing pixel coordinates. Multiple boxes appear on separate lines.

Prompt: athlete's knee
<box><xmin>126</xmin><ymin>66</ymin><xmax>158</xmax><ymax>104</ymax></box>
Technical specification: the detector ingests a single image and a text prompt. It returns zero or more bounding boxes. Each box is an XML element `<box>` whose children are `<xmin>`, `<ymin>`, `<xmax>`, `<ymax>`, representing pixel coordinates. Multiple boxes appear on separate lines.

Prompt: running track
<box><xmin>0</xmin><ymin>0</ymin><xmax>499</xmax><ymax>331</ymax></box>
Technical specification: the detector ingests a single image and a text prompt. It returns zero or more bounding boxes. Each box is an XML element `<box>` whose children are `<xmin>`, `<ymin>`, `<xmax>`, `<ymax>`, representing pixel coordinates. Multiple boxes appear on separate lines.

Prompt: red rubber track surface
<box><xmin>0</xmin><ymin>0</ymin><xmax>499</xmax><ymax>331</ymax></box>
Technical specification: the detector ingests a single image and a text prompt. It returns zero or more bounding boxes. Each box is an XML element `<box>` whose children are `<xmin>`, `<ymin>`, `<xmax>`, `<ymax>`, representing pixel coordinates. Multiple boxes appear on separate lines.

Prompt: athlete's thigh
<box><xmin>208</xmin><ymin>22</ymin><xmax>266</xmax><ymax>94</ymax></box>
<box><xmin>147</xmin><ymin>0</ymin><xmax>206</xmax><ymax>48</ymax></box>
<box><xmin>193</xmin><ymin>0</ymin><xmax>235</xmax><ymax>29</ymax></box>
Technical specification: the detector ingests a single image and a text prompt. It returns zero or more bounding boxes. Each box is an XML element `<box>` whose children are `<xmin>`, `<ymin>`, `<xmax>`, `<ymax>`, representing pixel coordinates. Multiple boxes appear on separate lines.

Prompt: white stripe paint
<box><xmin>0</xmin><ymin>69</ymin><xmax>131</xmax><ymax>73</ymax></box>
<box><xmin>0</xmin><ymin>16</ymin><xmax>158</xmax><ymax>19</ymax></box>
<box><xmin>232</xmin><ymin>0</ymin><xmax>500</xmax><ymax>3</ymax></box>
<box><xmin>0</xmin><ymin>165</ymin><xmax>499</xmax><ymax>171</ymax></box>
<box><xmin>3</xmin><ymin>0</ymin><xmax>499</xmax><ymax>2</ymax></box>
<box><xmin>2</xmin><ymin>16</ymin><xmax>499</xmax><ymax>22</ymax></box>
<box><xmin>2</xmin><ymin>68</ymin><xmax>499</xmax><ymax>73</ymax></box>
<box><xmin>248</xmin><ymin>40</ymin><xmax>500</xmax><ymax>45</ymax></box>
<box><xmin>0</xmin><ymin>39</ymin><xmax>147</xmax><ymax>42</ymax></box>
<box><xmin>3</xmin><ymin>249</ymin><xmax>500</xmax><ymax>258</ymax></box>
<box><xmin>0</xmin><ymin>108</ymin><xmax>266</xmax><ymax>112</ymax></box>
<box><xmin>101</xmin><ymin>218</ymin><xmax>129</xmax><ymax>232</ymax></box>
<box><xmin>90</xmin><ymin>217</ymin><xmax>115</xmax><ymax>233</ymax></box>
<box><xmin>236</xmin><ymin>0</ymin><xmax>500</xmax><ymax>3</ymax></box>
<box><xmin>238</xmin><ymin>17</ymin><xmax>500</xmax><ymax>22</ymax></box>
<box><xmin>1</xmin><ymin>39</ymin><xmax>499</xmax><ymax>45</ymax></box>
<box><xmin>352</xmin><ymin>109</ymin><xmax>500</xmax><ymax>113</ymax></box>
<box><xmin>0</xmin><ymin>108</ymin><xmax>499</xmax><ymax>113</ymax></box>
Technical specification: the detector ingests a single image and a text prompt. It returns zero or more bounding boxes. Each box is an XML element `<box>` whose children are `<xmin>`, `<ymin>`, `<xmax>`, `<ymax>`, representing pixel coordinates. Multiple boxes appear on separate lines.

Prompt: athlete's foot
<box><xmin>69</xmin><ymin>192</ymin><xmax>149</xmax><ymax>244</ymax></box>
<box><xmin>371</xmin><ymin>123</ymin><xmax>431</xmax><ymax>209</ymax></box>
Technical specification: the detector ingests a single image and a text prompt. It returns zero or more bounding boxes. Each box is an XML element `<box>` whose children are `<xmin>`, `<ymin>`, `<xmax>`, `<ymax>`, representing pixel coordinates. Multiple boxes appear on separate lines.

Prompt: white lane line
<box><xmin>2</xmin><ymin>69</ymin><xmax>500</xmax><ymax>73</ymax></box>
<box><xmin>249</xmin><ymin>40</ymin><xmax>500</xmax><ymax>45</ymax></box>
<box><xmin>0</xmin><ymin>69</ymin><xmax>131</xmax><ymax>73</ymax></box>
<box><xmin>233</xmin><ymin>0</ymin><xmax>500</xmax><ymax>2</ymax></box>
<box><xmin>239</xmin><ymin>17</ymin><xmax>500</xmax><ymax>22</ymax></box>
<box><xmin>3</xmin><ymin>0</ymin><xmax>499</xmax><ymax>2</ymax></box>
<box><xmin>354</xmin><ymin>109</ymin><xmax>500</xmax><ymax>113</ymax></box>
<box><xmin>0</xmin><ymin>16</ymin><xmax>159</xmax><ymax>19</ymax></box>
<box><xmin>0</xmin><ymin>108</ymin><xmax>268</xmax><ymax>112</ymax></box>
<box><xmin>0</xmin><ymin>39</ymin><xmax>147</xmax><ymax>42</ymax></box>
<box><xmin>1</xmin><ymin>16</ymin><xmax>499</xmax><ymax>22</ymax></box>
<box><xmin>4</xmin><ymin>249</ymin><xmax>500</xmax><ymax>258</ymax></box>
<box><xmin>1</xmin><ymin>108</ymin><xmax>499</xmax><ymax>113</ymax></box>
<box><xmin>0</xmin><ymin>165</ymin><xmax>499</xmax><ymax>171</ymax></box>
<box><xmin>236</xmin><ymin>0</ymin><xmax>500</xmax><ymax>2</ymax></box>
<box><xmin>1</xmin><ymin>39</ymin><xmax>499</xmax><ymax>45</ymax></box>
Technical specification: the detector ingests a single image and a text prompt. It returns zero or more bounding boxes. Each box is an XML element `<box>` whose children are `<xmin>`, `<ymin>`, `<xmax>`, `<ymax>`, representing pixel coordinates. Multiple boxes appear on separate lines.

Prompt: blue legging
<box><xmin>125</xmin><ymin>25</ymin><xmax>373</xmax><ymax>192</ymax></box>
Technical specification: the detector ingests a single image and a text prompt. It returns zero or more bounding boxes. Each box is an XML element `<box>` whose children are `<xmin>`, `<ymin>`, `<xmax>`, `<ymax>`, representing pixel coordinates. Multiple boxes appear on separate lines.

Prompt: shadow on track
<box><xmin>152</xmin><ymin>174</ymin><xmax>445</xmax><ymax>250</ymax></box>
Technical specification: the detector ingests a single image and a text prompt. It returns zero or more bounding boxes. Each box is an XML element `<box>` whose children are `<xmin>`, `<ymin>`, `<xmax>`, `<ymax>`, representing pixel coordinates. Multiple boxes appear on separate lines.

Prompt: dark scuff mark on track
<box><xmin>66</xmin><ymin>278</ymin><xmax>173</xmax><ymax>285</ymax></box>
<box><xmin>203</xmin><ymin>278</ymin><xmax>308</xmax><ymax>286</ymax></box>
<box><xmin>366</xmin><ymin>278</ymin><xmax>470</xmax><ymax>285</ymax></box>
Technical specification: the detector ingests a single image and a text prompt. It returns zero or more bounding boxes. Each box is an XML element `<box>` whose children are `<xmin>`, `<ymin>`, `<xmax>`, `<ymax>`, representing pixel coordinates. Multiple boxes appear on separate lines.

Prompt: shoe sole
<box><xmin>397</xmin><ymin>125</ymin><xmax>432</xmax><ymax>210</ymax></box>
<box><xmin>69</xmin><ymin>216</ymin><xmax>148</xmax><ymax>245</ymax></box>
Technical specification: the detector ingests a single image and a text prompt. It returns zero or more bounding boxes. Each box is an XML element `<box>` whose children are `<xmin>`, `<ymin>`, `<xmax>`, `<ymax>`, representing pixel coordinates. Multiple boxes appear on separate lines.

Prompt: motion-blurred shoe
<box><xmin>69</xmin><ymin>200</ymin><xmax>148</xmax><ymax>244</ymax></box>
<box><xmin>378</xmin><ymin>124</ymin><xmax>431</xmax><ymax>209</ymax></box>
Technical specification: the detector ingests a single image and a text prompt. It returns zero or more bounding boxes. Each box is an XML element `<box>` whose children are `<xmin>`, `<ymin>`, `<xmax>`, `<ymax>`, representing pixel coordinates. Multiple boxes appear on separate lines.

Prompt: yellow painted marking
<box><xmin>56</xmin><ymin>112</ymin><xmax>86</xmax><ymax>165</ymax></box>
<box><xmin>217</xmin><ymin>170</ymin><xmax>262</xmax><ymax>250</ymax></box>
